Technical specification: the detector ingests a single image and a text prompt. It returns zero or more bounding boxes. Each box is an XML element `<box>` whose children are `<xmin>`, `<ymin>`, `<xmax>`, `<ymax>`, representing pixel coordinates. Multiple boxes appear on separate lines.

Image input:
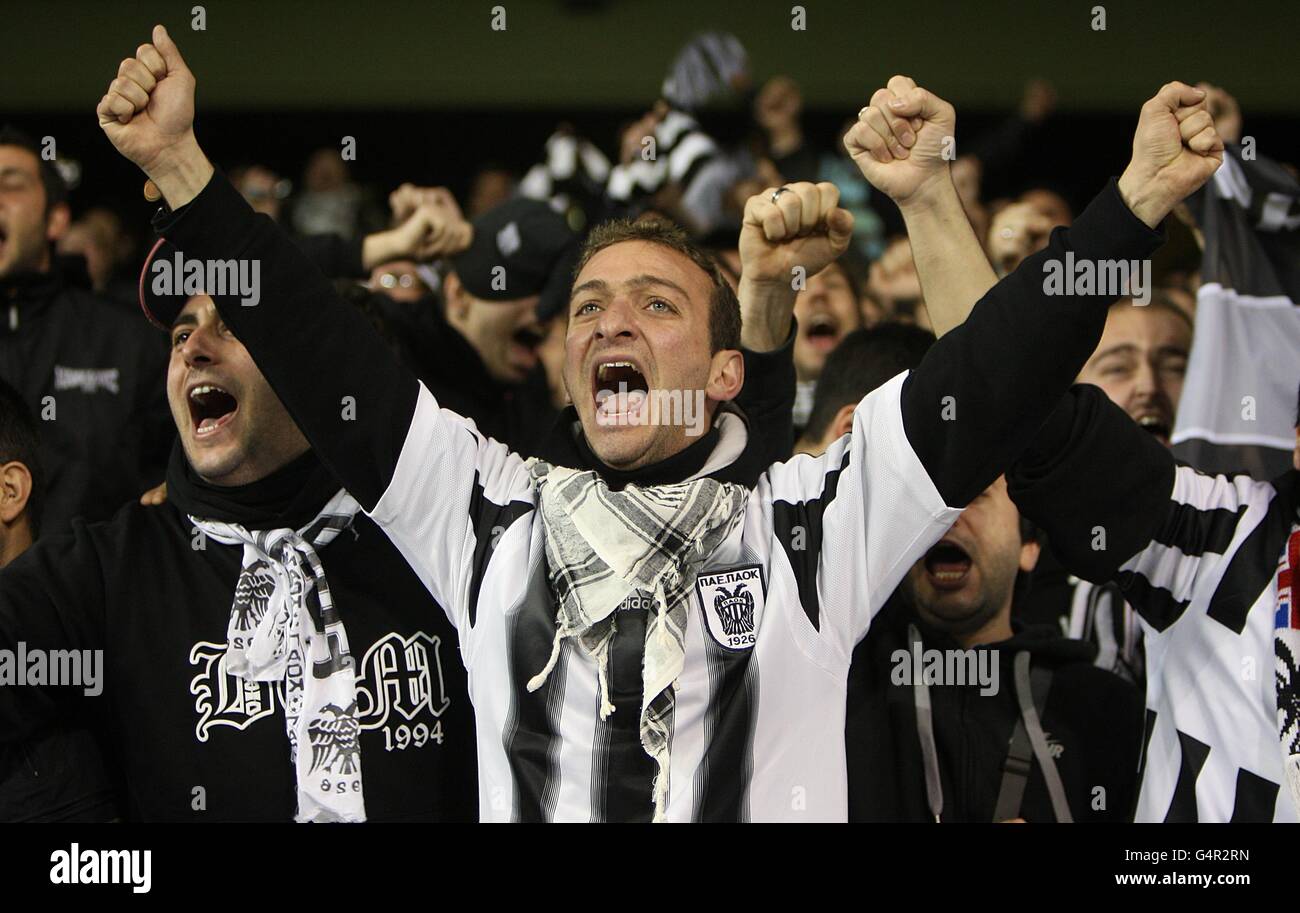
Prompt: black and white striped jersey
<box><xmin>159</xmin><ymin>170</ymin><xmax>1164</xmax><ymax>822</ymax></box>
<box><xmin>373</xmin><ymin>373</ymin><xmax>957</xmax><ymax>820</ymax></box>
<box><xmin>1065</xmin><ymin>577</ymin><xmax>1145</xmax><ymax>684</ymax></box>
<box><xmin>1120</xmin><ymin>466</ymin><xmax>1298</xmax><ymax>821</ymax></box>
<box><xmin>1010</xmin><ymin>383</ymin><xmax>1300</xmax><ymax>822</ymax></box>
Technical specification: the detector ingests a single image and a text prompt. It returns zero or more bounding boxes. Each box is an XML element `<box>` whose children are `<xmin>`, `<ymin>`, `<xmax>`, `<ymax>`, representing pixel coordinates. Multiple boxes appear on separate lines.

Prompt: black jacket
<box><xmin>0</xmin><ymin>447</ymin><xmax>477</xmax><ymax>822</ymax></box>
<box><xmin>846</xmin><ymin>597</ymin><xmax>1144</xmax><ymax>822</ymax></box>
<box><xmin>0</xmin><ymin>257</ymin><xmax>172</xmax><ymax>534</ymax></box>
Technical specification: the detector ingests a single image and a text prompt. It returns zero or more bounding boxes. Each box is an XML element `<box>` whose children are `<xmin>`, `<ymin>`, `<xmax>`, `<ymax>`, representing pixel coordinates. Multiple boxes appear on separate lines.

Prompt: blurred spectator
<box><xmin>369</xmin><ymin>258</ymin><xmax>435</xmax><ymax>303</ymax></box>
<box><xmin>868</xmin><ymin>236</ymin><xmax>930</xmax><ymax>329</ymax></box>
<box><xmin>791</xmin><ymin>261</ymin><xmax>864</xmax><ymax>430</ymax></box>
<box><xmin>467</xmin><ymin>164</ymin><xmax>517</xmax><ymax>218</ymax></box>
<box><xmin>817</xmin><ymin>117</ymin><xmax>888</xmax><ymax>261</ymax></box>
<box><xmin>755</xmin><ymin>75</ymin><xmax>820</xmax><ymax>184</ymax></box>
<box><xmin>56</xmin><ymin>207</ymin><xmax>135</xmax><ymax>303</ymax></box>
<box><xmin>795</xmin><ymin>323</ymin><xmax>935</xmax><ymax>456</ymax></box>
<box><xmin>987</xmin><ymin>192</ymin><xmax>1071</xmax><ymax>276</ymax></box>
<box><xmin>362</xmin><ymin>196</ymin><xmax>577</xmax><ymax>454</ymax></box>
<box><xmin>522</xmin><ymin>32</ymin><xmax>758</xmax><ymax>237</ymax></box>
<box><xmin>0</xmin><ymin>125</ymin><xmax>172</xmax><ymax>534</ymax></box>
<box><xmin>0</xmin><ymin>377</ymin><xmax>119</xmax><ymax>822</ymax></box>
<box><xmin>230</xmin><ymin>163</ymin><xmax>292</xmax><ymax>222</ymax></box>
<box><xmin>288</xmin><ymin>147</ymin><xmax>384</xmax><ymax>239</ymax></box>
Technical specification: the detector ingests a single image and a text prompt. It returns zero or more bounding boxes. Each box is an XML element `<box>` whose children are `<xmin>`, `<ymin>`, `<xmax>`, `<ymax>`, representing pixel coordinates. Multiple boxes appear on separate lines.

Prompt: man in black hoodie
<box><xmin>798</xmin><ymin>351</ymin><xmax>1143</xmax><ymax>822</ymax></box>
<box><xmin>0</xmin><ymin>278</ymin><xmax>477</xmax><ymax>821</ymax></box>
<box><xmin>845</xmin><ymin>475</ymin><xmax>1144</xmax><ymax>822</ymax></box>
<box><xmin>0</xmin><ymin>126</ymin><xmax>173</xmax><ymax>534</ymax></box>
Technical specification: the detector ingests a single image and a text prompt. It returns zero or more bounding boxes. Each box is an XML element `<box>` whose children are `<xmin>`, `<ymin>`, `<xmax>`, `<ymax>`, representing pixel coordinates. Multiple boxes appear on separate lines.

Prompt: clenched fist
<box><xmin>1118</xmin><ymin>82</ymin><xmax>1224</xmax><ymax>228</ymax></box>
<box><xmin>97</xmin><ymin>25</ymin><xmax>196</xmax><ymax>173</ymax></box>
<box><xmin>844</xmin><ymin>75</ymin><xmax>955</xmax><ymax>207</ymax></box>
<box><xmin>97</xmin><ymin>25</ymin><xmax>212</xmax><ymax>208</ymax></box>
<box><xmin>739</xmin><ymin>181</ymin><xmax>854</xmax><ymax>288</ymax></box>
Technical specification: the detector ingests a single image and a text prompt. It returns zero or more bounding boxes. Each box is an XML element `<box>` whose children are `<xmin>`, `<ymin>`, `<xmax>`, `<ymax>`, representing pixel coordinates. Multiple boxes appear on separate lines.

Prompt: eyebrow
<box><xmin>570</xmin><ymin>273</ymin><xmax>691</xmax><ymax>303</ymax></box>
<box><xmin>0</xmin><ymin>166</ymin><xmax>35</xmax><ymax>181</ymax></box>
<box><xmin>170</xmin><ymin>314</ymin><xmax>199</xmax><ymax>332</ymax></box>
<box><xmin>1090</xmin><ymin>343</ymin><xmax>1139</xmax><ymax>361</ymax></box>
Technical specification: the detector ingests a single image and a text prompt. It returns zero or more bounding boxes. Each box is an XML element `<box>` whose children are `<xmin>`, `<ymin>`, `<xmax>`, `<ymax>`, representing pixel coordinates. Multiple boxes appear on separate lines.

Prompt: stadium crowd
<box><xmin>0</xmin><ymin>25</ymin><xmax>1298</xmax><ymax>824</ymax></box>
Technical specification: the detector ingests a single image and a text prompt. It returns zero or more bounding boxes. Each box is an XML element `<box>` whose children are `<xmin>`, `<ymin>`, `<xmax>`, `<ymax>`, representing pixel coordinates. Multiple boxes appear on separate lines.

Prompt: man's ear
<box><xmin>705</xmin><ymin>349</ymin><xmax>744</xmax><ymax>403</ymax></box>
<box><xmin>1019</xmin><ymin>537</ymin><xmax>1042</xmax><ymax>574</ymax></box>
<box><xmin>830</xmin><ymin>403</ymin><xmax>857</xmax><ymax>442</ymax></box>
<box><xmin>45</xmin><ymin>201</ymin><xmax>71</xmax><ymax>244</ymax></box>
<box><xmin>443</xmin><ymin>271</ymin><xmax>471</xmax><ymax>323</ymax></box>
<box><xmin>0</xmin><ymin>461</ymin><xmax>33</xmax><ymax>525</ymax></box>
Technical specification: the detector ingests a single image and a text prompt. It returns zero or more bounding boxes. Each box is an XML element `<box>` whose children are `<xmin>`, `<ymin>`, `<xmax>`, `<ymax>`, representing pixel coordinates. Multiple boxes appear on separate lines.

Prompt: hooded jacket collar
<box><xmin>164</xmin><ymin>442</ymin><xmax>342</xmax><ymax>531</ymax></box>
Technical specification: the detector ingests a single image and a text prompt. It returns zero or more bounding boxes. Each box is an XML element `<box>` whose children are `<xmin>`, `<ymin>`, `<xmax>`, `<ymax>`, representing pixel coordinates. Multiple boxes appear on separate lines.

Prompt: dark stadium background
<box><xmin>4</xmin><ymin>0</ymin><xmax>1297</xmax><ymax>245</ymax></box>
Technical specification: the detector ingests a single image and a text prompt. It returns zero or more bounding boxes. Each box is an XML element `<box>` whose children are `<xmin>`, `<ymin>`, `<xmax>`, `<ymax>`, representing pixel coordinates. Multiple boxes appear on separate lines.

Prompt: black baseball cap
<box><xmin>451</xmin><ymin>197</ymin><xmax>578</xmax><ymax>322</ymax></box>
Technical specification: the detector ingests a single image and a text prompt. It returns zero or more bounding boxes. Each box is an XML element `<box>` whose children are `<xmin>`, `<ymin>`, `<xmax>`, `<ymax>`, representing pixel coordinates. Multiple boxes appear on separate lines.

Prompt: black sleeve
<box><xmin>1006</xmin><ymin>383</ymin><xmax>1176</xmax><ymax>583</ymax></box>
<box><xmin>900</xmin><ymin>179</ymin><xmax>1164</xmax><ymax>507</ymax></box>
<box><xmin>735</xmin><ymin>326</ymin><xmax>797</xmax><ymax>468</ymax></box>
<box><xmin>292</xmin><ymin>233</ymin><xmax>367</xmax><ymax>280</ymax></box>
<box><xmin>0</xmin><ymin>526</ymin><xmax>107</xmax><ymax>743</ymax></box>
<box><xmin>153</xmin><ymin>173</ymin><xmax>418</xmax><ymax>510</ymax></box>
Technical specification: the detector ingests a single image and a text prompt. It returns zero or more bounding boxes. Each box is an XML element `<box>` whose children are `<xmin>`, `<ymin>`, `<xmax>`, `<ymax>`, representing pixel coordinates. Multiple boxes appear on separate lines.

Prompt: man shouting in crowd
<box><xmin>0</xmin><ymin>279</ymin><xmax>477</xmax><ymax>818</ymax></box>
<box><xmin>95</xmin><ymin>26</ymin><xmax>1218</xmax><ymax>821</ymax></box>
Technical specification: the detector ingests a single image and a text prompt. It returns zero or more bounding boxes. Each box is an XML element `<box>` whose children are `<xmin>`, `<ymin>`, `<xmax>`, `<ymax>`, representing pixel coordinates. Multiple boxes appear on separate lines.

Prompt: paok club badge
<box><xmin>696</xmin><ymin>565</ymin><xmax>765</xmax><ymax>651</ymax></box>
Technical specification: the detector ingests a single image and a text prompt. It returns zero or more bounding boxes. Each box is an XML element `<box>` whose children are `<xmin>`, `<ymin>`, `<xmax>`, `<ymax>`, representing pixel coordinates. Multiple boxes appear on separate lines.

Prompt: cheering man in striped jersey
<box><xmin>1008</xmin><ymin>379</ymin><xmax>1299</xmax><ymax>821</ymax></box>
<box><xmin>96</xmin><ymin>26</ymin><xmax>1220</xmax><ymax>821</ymax></box>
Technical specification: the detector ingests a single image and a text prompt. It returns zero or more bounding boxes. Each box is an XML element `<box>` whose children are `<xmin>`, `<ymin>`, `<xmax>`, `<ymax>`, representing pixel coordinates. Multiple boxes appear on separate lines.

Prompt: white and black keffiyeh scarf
<box><xmin>191</xmin><ymin>489</ymin><xmax>366</xmax><ymax>823</ymax></box>
<box><xmin>1273</xmin><ymin>514</ymin><xmax>1300</xmax><ymax>811</ymax></box>
<box><xmin>525</xmin><ymin>461</ymin><xmax>748</xmax><ymax>821</ymax></box>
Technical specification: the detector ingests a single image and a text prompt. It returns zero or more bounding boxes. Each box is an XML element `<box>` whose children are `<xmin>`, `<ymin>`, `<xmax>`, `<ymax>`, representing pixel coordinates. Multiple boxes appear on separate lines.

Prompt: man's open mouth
<box><xmin>593</xmin><ymin>359</ymin><xmax>650</xmax><ymax>422</ymax></box>
<box><xmin>803</xmin><ymin>314</ymin><xmax>840</xmax><ymax>351</ymax></box>
<box><xmin>513</xmin><ymin>326</ymin><xmax>545</xmax><ymax>351</ymax></box>
<box><xmin>923</xmin><ymin>540</ymin><xmax>972</xmax><ymax>589</ymax></box>
<box><xmin>1135</xmin><ymin>411</ymin><xmax>1171</xmax><ymax>443</ymax></box>
<box><xmin>188</xmin><ymin>383</ymin><xmax>239</xmax><ymax>437</ymax></box>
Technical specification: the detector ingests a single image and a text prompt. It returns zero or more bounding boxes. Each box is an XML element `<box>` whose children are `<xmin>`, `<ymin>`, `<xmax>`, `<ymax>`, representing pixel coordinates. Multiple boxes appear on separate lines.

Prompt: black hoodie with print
<box><xmin>846</xmin><ymin>596</ymin><xmax>1144</xmax><ymax>822</ymax></box>
<box><xmin>0</xmin><ymin>257</ymin><xmax>173</xmax><ymax>534</ymax></box>
<box><xmin>0</xmin><ymin>445</ymin><xmax>476</xmax><ymax>821</ymax></box>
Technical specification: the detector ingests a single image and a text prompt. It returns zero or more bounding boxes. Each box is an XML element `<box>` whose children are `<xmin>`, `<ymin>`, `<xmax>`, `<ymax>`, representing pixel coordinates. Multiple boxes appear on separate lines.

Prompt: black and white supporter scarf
<box><xmin>191</xmin><ymin>489</ymin><xmax>366</xmax><ymax>823</ymax></box>
<box><xmin>525</xmin><ymin>460</ymin><xmax>748</xmax><ymax>821</ymax></box>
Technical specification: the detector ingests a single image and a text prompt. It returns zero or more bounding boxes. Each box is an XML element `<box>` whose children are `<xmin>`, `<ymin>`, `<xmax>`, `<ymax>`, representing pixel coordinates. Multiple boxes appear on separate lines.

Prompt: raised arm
<box><xmin>844</xmin><ymin>76</ymin><xmax>997</xmax><ymax>335</ymax></box>
<box><xmin>95</xmin><ymin>27</ymin><xmax>530</xmax><ymax>626</ymax></box>
<box><xmin>889</xmin><ymin>81</ymin><xmax>1223</xmax><ymax>508</ymax></box>
<box><xmin>96</xmin><ymin>25</ymin><xmax>415</xmax><ymax>510</ymax></box>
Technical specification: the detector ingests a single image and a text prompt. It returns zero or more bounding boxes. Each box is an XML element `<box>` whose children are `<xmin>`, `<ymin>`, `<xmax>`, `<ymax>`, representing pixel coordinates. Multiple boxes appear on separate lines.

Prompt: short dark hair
<box><xmin>1109</xmin><ymin>291</ymin><xmax>1194</xmax><ymax>333</ymax></box>
<box><xmin>0</xmin><ymin>125</ymin><xmax>68</xmax><ymax>214</ymax></box>
<box><xmin>575</xmin><ymin>217</ymin><xmax>742</xmax><ymax>352</ymax></box>
<box><xmin>804</xmin><ymin>323</ymin><xmax>936</xmax><ymax>440</ymax></box>
<box><xmin>0</xmin><ymin>377</ymin><xmax>44</xmax><ymax>539</ymax></box>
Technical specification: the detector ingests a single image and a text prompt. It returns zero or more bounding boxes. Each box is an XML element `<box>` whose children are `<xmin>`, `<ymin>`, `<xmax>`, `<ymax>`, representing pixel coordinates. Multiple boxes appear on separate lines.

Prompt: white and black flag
<box><xmin>1172</xmin><ymin>145</ymin><xmax>1300</xmax><ymax>479</ymax></box>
